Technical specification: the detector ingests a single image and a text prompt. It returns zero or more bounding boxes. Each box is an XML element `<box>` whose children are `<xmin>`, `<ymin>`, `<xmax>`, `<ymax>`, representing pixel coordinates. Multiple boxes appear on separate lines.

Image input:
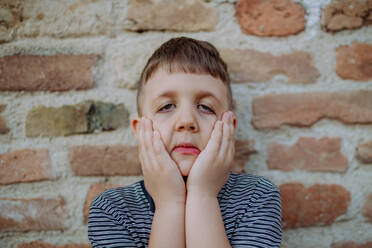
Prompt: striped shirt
<box><xmin>88</xmin><ymin>172</ymin><xmax>282</xmax><ymax>247</ymax></box>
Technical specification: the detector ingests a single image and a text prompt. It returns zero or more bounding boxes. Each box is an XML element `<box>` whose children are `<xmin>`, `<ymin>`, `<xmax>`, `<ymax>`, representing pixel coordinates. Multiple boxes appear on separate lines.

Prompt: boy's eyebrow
<box><xmin>155</xmin><ymin>90</ymin><xmax>220</xmax><ymax>100</ymax></box>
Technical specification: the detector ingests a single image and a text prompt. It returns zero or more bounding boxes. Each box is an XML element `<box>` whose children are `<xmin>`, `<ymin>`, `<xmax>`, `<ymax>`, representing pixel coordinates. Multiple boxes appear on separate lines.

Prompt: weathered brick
<box><xmin>252</xmin><ymin>90</ymin><xmax>372</xmax><ymax>130</ymax></box>
<box><xmin>235</xmin><ymin>0</ymin><xmax>305</xmax><ymax>37</ymax></box>
<box><xmin>0</xmin><ymin>104</ymin><xmax>9</xmax><ymax>134</ymax></box>
<box><xmin>233</xmin><ymin>139</ymin><xmax>256</xmax><ymax>173</ymax></box>
<box><xmin>322</xmin><ymin>0</ymin><xmax>372</xmax><ymax>32</ymax></box>
<box><xmin>362</xmin><ymin>193</ymin><xmax>372</xmax><ymax>223</ymax></box>
<box><xmin>0</xmin><ymin>1</ymin><xmax>22</xmax><ymax>43</ymax></box>
<box><xmin>356</xmin><ymin>141</ymin><xmax>372</xmax><ymax>164</ymax></box>
<box><xmin>0</xmin><ymin>115</ymin><xmax>8</xmax><ymax>134</ymax></box>
<box><xmin>280</xmin><ymin>183</ymin><xmax>350</xmax><ymax>228</ymax></box>
<box><xmin>336</xmin><ymin>43</ymin><xmax>372</xmax><ymax>82</ymax></box>
<box><xmin>220</xmin><ymin>49</ymin><xmax>319</xmax><ymax>84</ymax></box>
<box><xmin>15</xmin><ymin>0</ymin><xmax>117</xmax><ymax>38</ymax></box>
<box><xmin>25</xmin><ymin>101</ymin><xmax>129</xmax><ymax>137</ymax></box>
<box><xmin>69</xmin><ymin>145</ymin><xmax>141</xmax><ymax>176</ymax></box>
<box><xmin>84</xmin><ymin>183</ymin><xmax>120</xmax><ymax>223</ymax></box>
<box><xmin>0</xmin><ymin>55</ymin><xmax>98</xmax><ymax>91</ymax></box>
<box><xmin>0</xmin><ymin>197</ymin><xmax>68</xmax><ymax>232</ymax></box>
<box><xmin>0</xmin><ymin>149</ymin><xmax>52</xmax><ymax>185</ymax></box>
<box><xmin>18</xmin><ymin>241</ymin><xmax>90</xmax><ymax>248</ymax></box>
<box><xmin>126</xmin><ymin>0</ymin><xmax>218</xmax><ymax>32</ymax></box>
<box><xmin>331</xmin><ymin>241</ymin><xmax>372</xmax><ymax>248</ymax></box>
<box><xmin>267</xmin><ymin>137</ymin><xmax>348</xmax><ymax>172</ymax></box>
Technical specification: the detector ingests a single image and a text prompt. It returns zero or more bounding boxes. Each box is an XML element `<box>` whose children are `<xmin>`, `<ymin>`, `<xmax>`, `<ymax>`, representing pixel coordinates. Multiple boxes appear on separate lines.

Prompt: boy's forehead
<box><xmin>144</xmin><ymin>70</ymin><xmax>227</xmax><ymax>97</ymax></box>
<box><xmin>144</xmin><ymin>69</ymin><xmax>228</xmax><ymax>100</ymax></box>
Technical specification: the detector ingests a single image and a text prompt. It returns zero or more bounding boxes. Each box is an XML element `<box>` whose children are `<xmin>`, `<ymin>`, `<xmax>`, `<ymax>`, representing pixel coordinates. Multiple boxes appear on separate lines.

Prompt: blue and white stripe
<box><xmin>88</xmin><ymin>172</ymin><xmax>282</xmax><ymax>247</ymax></box>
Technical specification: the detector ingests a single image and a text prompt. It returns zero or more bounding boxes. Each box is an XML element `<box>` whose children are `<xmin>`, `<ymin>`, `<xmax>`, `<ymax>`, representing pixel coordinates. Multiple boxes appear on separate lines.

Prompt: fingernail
<box><xmin>223</xmin><ymin>112</ymin><xmax>228</xmax><ymax>121</ymax></box>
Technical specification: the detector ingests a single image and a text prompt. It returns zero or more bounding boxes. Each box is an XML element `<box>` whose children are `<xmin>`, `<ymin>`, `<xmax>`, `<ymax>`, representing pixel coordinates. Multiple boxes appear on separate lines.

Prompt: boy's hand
<box><xmin>186</xmin><ymin>111</ymin><xmax>235</xmax><ymax>198</ymax></box>
<box><xmin>138</xmin><ymin>117</ymin><xmax>186</xmax><ymax>209</ymax></box>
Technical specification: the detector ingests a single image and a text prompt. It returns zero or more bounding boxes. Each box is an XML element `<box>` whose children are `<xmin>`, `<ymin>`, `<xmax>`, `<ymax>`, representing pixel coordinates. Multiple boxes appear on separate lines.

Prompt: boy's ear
<box><xmin>131</xmin><ymin>117</ymin><xmax>141</xmax><ymax>140</ymax></box>
<box><xmin>232</xmin><ymin>114</ymin><xmax>237</xmax><ymax>130</ymax></box>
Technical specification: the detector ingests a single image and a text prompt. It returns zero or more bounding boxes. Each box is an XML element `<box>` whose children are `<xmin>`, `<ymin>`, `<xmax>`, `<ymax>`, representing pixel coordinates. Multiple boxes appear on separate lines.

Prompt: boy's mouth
<box><xmin>172</xmin><ymin>143</ymin><xmax>200</xmax><ymax>155</ymax></box>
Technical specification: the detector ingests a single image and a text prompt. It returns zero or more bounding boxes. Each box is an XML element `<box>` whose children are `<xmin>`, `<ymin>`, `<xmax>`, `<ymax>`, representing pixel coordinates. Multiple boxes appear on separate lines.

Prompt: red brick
<box><xmin>233</xmin><ymin>139</ymin><xmax>256</xmax><ymax>173</ymax></box>
<box><xmin>356</xmin><ymin>141</ymin><xmax>372</xmax><ymax>164</ymax></box>
<box><xmin>69</xmin><ymin>145</ymin><xmax>141</xmax><ymax>176</ymax></box>
<box><xmin>336</xmin><ymin>43</ymin><xmax>372</xmax><ymax>82</ymax></box>
<box><xmin>84</xmin><ymin>183</ymin><xmax>120</xmax><ymax>223</ymax></box>
<box><xmin>18</xmin><ymin>242</ymin><xmax>90</xmax><ymax>248</ymax></box>
<box><xmin>368</xmin><ymin>12</ymin><xmax>372</xmax><ymax>24</ymax></box>
<box><xmin>0</xmin><ymin>104</ymin><xmax>9</xmax><ymax>134</ymax></box>
<box><xmin>322</xmin><ymin>0</ymin><xmax>372</xmax><ymax>32</ymax></box>
<box><xmin>220</xmin><ymin>49</ymin><xmax>319</xmax><ymax>84</ymax></box>
<box><xmin>126</xmin><ymin>0</ymin><xmax>218</xmax><ymax>32</ymax></box>
<box><xmin>280</xmin><ymin>183</ymin><xmax>351</xmax><ymax>228</ymax></box>
<box><xmin>252</xmin><ymin>90</ymin><xmax>372</xmax><ymax>129</ymax></box>
<box><xmin>235</xmin><ymin>0</ymin><xmax>305</xmax><ymax>37</ymax></box>
<box><xmin>0</xmin><ymin>197</ymin><xmax>68</xmax><ymax>232</ymax></box>
<box><xmin>362</xmin><ymin>193</ymin><xmax>372</xmax><ymax>223</ymax></box>
<box><xmin>331</xmin><ymin>241</ymin><xmax>372</xmax><ymax>248</ymax></box>
<box><xmin>0</xmin><ymin>149</ymin><xmax>52</xmax><ymax>185</ymax></box>
<box><xmin>0</xmin><ymin>55</ymin><xmax>98</xmax><ymax>91</ymax></box>
<box><xmin>267</xmin><ymin>137</ymin><xmax>348</xmax><ymax>172</ymax></box>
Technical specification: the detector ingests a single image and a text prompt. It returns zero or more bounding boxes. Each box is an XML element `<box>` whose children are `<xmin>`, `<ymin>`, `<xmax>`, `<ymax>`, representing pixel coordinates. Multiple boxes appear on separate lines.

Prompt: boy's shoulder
<box><xmin>90</xmin><ymin>180</ymin><xmax>147</xmax><ymax>213</ymax></box>
<box><xmin>229</xmin><ymin>172</ymin><xmax>278</xmax><ymax>189</ymax></box>
<box><xmin>221</xmin><ymin>172</ymin><xmax>280</xmax><ymax>200</ymax></box>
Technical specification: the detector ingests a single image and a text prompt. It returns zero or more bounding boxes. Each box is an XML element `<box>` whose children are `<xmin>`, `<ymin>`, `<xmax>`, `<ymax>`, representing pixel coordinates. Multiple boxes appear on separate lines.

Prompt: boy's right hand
<box><xmin>138</xmin><ymin>117</ymin><xmax>186</xmax><ymax>209</ymax></box>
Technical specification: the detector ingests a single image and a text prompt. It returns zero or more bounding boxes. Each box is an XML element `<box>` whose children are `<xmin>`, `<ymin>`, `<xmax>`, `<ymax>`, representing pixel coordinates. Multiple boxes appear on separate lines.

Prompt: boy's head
<box><xmin>132</xmin><ymin>37</ymin><xmax>237</xmax><ymax>176</ymax></box>
<box><xmin>136</xmin><ymin>36</ymin><xmax>233</xmax><ymax>116</ymax></box>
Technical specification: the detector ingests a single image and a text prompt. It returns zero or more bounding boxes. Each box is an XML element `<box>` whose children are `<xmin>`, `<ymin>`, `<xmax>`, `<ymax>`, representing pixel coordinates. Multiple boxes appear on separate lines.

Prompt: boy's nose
<box><xmin>175</xmin><ymin>110</ymin><xmax>199</xmax><ymax>132</ymax></box>
<box><xmin>176</xmin><ymin>120</ymin><xmax>198</xmax><ymax>132</ymax></box>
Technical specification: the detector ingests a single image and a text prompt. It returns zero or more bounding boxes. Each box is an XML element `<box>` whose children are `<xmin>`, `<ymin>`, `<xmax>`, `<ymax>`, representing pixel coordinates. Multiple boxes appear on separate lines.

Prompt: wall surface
<box><xmin>0</xmin><ymin>0</ymin><xmax>372</xmax><ymax>247</ymax></box>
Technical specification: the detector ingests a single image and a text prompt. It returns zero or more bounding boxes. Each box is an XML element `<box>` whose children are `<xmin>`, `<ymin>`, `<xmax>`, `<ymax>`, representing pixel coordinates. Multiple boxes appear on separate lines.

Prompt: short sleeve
<box><xmin>230</xmin><ymin>178</ymin><xmax>282</xmax><ymax>248</ymax></box>
<box><xmin>88</xmin><ymin>196</ymin><xmax>138</xmax><ymax>248</ymax></box>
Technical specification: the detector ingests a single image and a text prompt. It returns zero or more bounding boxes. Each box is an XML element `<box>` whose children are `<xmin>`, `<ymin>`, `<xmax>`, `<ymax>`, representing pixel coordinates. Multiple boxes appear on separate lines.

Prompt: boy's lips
<box><xmin>172</xmin><ymin>143</ymin><xmax>200</xmax><ymax>155</ymax></box>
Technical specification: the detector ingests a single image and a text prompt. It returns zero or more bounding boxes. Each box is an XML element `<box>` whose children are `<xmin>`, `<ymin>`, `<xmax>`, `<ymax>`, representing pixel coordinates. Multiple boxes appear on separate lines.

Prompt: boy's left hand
<box><xmin>186</xmin><ymin>111</ymin><xmax>235</xmax><ymax>198</ymax></box>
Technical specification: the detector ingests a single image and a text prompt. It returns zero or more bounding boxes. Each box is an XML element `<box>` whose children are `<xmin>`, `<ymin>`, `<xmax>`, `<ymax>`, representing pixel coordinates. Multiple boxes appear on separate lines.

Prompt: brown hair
<box><xmin>136</xmin><ymin>36</ymin><xmax>232</xmax><ymax>116</ymax></box>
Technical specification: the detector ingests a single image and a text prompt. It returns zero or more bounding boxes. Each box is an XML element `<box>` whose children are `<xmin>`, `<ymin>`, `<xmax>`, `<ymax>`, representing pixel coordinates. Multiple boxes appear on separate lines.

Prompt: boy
<box><xmin>88</xmin><ymin>37</ymin><xmax>282</xmax><ymax>247</ymax></box>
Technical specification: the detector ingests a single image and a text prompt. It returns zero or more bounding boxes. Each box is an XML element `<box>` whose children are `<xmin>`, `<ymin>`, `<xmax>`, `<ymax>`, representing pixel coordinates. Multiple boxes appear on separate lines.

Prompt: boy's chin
<box><xmin>172</xmin><ymin>155</ymin><xmax>196</xmax><ymax>177</ymax></box>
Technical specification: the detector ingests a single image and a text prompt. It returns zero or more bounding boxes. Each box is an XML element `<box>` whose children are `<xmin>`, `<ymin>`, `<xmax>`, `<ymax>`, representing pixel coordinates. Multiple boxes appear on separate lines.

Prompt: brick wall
<box><xmin>0</xmin><ymin>0</ymin><xmax>371</xmax><ymax>247</ymax></box>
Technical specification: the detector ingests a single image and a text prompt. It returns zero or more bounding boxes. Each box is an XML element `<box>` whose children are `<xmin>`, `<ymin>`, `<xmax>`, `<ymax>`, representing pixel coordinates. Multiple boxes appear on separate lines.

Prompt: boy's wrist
<box><xmin>154</xmin><ymin>197</ymin><xmax>186</xmax><ymax>210</ymax></box>
<box><xmin>186</xmin><ymin>188</ymin><xmax>218</xmax><ymax>200</ymax></box>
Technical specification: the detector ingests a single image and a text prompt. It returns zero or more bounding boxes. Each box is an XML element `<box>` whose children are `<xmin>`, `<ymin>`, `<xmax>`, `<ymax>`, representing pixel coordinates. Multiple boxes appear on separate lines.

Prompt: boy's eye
<box><xmin>158</xmin><ymin>103</ymin><xmax>175</xmax><ymax>112</ymax></box>
<box><xmin>198</xmin><ymin>104</ymin><xmax>215</xmax><ymax>114</ymax></box>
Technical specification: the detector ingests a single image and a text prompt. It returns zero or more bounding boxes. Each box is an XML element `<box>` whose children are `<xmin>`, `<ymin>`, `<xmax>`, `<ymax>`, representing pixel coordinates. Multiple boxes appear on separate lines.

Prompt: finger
<box><xmin>143</xmin><ymin>117</ymin><xmax>152</xmax><ymax>152</ymax></box>
<box><xmin>205</xmin><ymin>120</ymin><xmax>223</xmax><ymax>154</ymax></box>
<box><xmin>138</xmin><ymin>118</ymin><xmax>150</xmax><ymax>173</ymax></box>
<box><xmin>226</xmin><ymin>114</ymin><xmax>235</xmax><ymax>167</ymax></box>
<box><xmin>218</xmin><ymin>112</ymin><xmax>231</xmax><ymax>163</ymax></box>
<box><xmin>153</xmin><ymin>130</ymin><xmax>177</xmax><ymax>169</ymax></box>
<box><xmin>143</xmin><ymin>118</ymin><xmax>159</xmax><ymax>170</ymax></box>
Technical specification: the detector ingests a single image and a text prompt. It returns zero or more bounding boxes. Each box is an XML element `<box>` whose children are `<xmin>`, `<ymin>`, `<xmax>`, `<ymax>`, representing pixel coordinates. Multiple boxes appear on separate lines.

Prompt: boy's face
<box><xmin>132</xmin><ymin>68</ymin><xmax>236</xmax><ymax>176</ymax></box>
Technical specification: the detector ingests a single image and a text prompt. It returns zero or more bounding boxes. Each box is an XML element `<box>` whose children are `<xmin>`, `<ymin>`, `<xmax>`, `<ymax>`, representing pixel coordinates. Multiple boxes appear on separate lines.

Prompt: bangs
<box><xmin>143</xmin><ymin>59</ymin><xmax>228</xmax><ymax>84</ymax></box>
